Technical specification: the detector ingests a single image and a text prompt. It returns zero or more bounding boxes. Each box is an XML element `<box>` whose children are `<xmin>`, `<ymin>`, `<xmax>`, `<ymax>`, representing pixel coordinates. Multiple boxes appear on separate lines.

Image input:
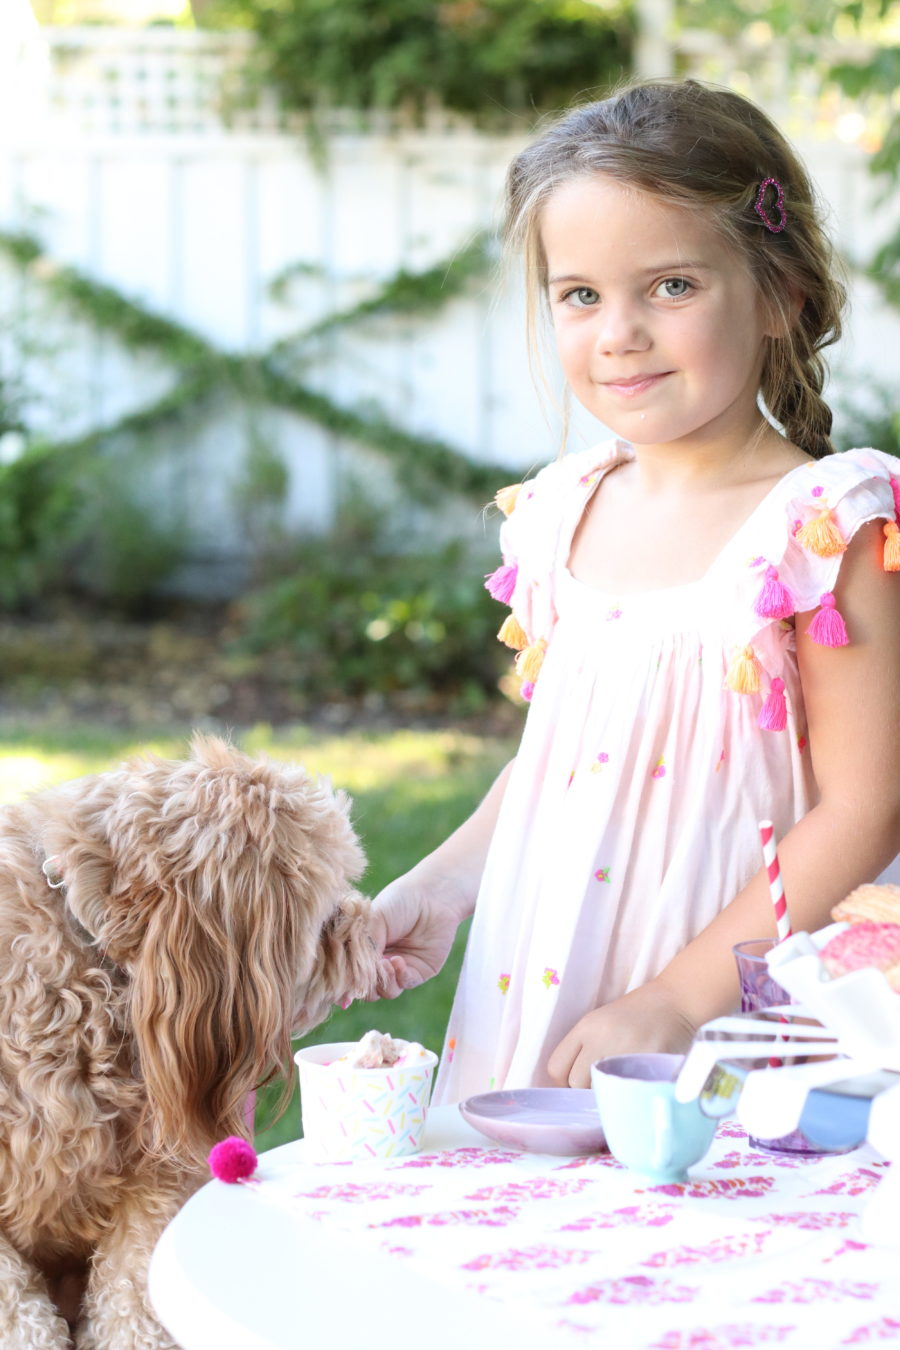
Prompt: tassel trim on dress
<box><xmin>884</xmin><ymin>521</ymin><xmax>900</xmax><ymax>572</ymax></box>
<box><xmin>495</xmin><ymin>483</ymin><xmax>524</xmax><ymax>517</ymax></box>
<box><xmin>795</xmin><ymin>506</ymin><xmax>847</xmax><ymax>558</ymax></box>
<box><xmin>758</xmin><ymin>677</ymin><xmax>787</xmax><ymax>732</ymax></box>
<box><xmin>725</xmin><ymin>646</ymin><xmax>761</xmax><ymax>694</ymax></box>
<box><xmin>753</xmin><ymin>565</ymin><xmax>795</xmax><ymax>620</ymax></box>
<box><xmin>516</xmin><ymin>638</ymin><xmax>547</xmax><ymax>683</ymax></box>
<box><xmin>497</xmin><ymin>613</ymin><xmax>528</xmax><ymax>650</ymax></box>
<box><xmin>807</xmin><ymin>592</ymin><xmax>849</xmax><ymax>647</ymax></box>
<box><xmin>485</xmin><ymin>562</ymin><xmax>518</xmax><ymax>603</ymax></box>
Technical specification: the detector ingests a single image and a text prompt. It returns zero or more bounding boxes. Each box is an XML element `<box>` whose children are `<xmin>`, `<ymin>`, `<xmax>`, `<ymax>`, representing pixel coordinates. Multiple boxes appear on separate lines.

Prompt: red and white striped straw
<box><xmin>759</xmin><ymin>820</ymin><xmax>792</xmax><ymax>943</ymax></box>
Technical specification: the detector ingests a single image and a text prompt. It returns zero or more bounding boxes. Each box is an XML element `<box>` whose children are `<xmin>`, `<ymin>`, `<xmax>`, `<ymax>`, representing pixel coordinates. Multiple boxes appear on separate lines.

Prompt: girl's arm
<box><xmin>369</xmin><ymin>759</ymin><xmax>515</xmax><ymax>996</ymax></box>
<box><xmin>549</xmin><ymin>519</ymin><xmax>900</xmax><ymax>1086</ymax></box>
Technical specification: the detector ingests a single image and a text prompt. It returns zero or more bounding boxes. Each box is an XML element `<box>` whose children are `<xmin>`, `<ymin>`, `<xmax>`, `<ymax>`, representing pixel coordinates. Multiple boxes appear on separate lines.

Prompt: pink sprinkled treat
<box><xmin>819</xmin><ymin>921</ymin><xmax>900</xmax><ymax>991</ymax></box>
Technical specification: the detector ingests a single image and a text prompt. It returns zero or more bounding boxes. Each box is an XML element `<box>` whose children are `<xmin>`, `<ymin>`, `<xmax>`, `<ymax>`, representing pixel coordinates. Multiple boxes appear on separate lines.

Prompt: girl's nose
<box><xmin>594</xmin><ymin>300</ymin><xmax>649</xmax><ymax>355</ymax></box>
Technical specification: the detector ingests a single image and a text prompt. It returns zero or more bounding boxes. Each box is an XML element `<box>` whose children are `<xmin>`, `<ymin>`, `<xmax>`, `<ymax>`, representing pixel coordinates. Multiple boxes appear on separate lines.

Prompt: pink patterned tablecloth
<box><xmin>248</xmin><ymin>1119</ymin><xmax>900</xmax><ymax>1349</ymax></box>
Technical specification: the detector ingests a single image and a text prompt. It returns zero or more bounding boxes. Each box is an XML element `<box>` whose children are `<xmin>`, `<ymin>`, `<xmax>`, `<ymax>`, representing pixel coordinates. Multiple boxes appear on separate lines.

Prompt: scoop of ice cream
<box><xmin>831</xmin><ymin>883</ymin><xmax>900</xmax><ymax>927</ymax></box>
<box><xmin>819</xmin><ymin>920</ymin><xmax>900</xmax><ymax>991</ymax></box>
<box><xmin>336</xmin><ymin>1030</ymin><xmax>431</xmax><ymax>1069</ymax></box>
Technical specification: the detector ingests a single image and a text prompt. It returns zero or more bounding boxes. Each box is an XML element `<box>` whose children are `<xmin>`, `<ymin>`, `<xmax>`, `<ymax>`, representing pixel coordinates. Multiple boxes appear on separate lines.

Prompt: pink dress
<box><xmin>433</xmin><ymin>440</ymin><xmax>900</xmax><ymax>1105</ymax></box>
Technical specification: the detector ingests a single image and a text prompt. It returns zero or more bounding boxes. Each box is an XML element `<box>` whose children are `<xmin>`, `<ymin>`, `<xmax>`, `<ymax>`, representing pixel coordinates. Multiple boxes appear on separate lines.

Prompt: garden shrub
<box><xmin>0</xmin><ymin>439</ymin><xmax>189</xmax><ymax>614</ymax></box>
<box><xmin>202</xmin><ymin>0</ymin><xmax>634</xmax><ymax>125</ymax></box>
<box><xmin>233</xmin><ymin>506</ymin><xmax>507</xmax><ymax>708</ymax></box>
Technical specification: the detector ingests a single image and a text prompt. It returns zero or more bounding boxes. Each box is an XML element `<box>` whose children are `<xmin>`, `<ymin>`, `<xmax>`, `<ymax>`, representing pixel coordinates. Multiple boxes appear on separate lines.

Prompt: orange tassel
<box><xmin>884</xmin><ymin>521</ymin><xmax>900</xmax><ymax>572</ymax></box>
<box><xmin>725</xmin><ymin>645</ymin><xmax>761</xmax><ymax>694</ymax></box>
<box><xmin>516</xmin><ymin>638</ymin><xmax>546</xmax><ymax>683</ymax></box>
<box><xmin>795</xmin><ymin>506</ymin><xmax>846</xmax><ymax>558</ymax></box>
<box><xmin>497</xmin><ymin>613</ymin><xmax>528</xmax><ymax>650</ymax></box>
<box><xmin>495</xmin><ymin>483</ymin><xmax>524</xmax><ymax>517</ymax></box>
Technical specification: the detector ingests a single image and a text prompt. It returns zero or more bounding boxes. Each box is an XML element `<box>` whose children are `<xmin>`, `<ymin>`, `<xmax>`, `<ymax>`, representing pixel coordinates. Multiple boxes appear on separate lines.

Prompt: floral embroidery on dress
<box><xmin>497</xmin><ymin>974</ymin><xmax>510</xmax><ymax>995</ymax></box>
<box><xmin>594</xmin><ymin>868</ymin><xmax>611</xmax><ymax>883</ymax></box>
<box><xmin>652</xmin><ymin>758</ymin><xmax>667</xmax><ymax>780</ymax></box>
<box><xmin>542</xmin><ymin>967</ymin><xmax>560</xmax><ymax>989</ymax></box>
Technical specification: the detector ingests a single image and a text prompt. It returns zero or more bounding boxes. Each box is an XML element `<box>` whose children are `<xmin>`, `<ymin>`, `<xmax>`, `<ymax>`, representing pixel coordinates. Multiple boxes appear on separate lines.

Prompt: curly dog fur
<box><xmin>0</xmin><ymin>735</ymin><xmax>379</xmax><ymax>1348</ymax></box>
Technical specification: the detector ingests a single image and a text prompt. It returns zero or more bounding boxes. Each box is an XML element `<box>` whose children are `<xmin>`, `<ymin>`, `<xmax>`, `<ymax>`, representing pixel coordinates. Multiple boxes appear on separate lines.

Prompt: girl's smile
<box><xmin>540</xmin><ymin>175</ymin><xmax>774</xmax><ymax>459</ymax></box>
<box><xmin>601</xmin><ymin>371</ymin><xmax>674</xmax><ymax>397</ymax></box>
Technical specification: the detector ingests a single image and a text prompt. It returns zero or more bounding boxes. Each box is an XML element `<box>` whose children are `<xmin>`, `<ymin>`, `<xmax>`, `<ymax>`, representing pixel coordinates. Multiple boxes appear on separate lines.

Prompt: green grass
<box><xmin>0</xmin><ymin>718</ymin><xmax>516</xmax><ymax>1150</ymax></box>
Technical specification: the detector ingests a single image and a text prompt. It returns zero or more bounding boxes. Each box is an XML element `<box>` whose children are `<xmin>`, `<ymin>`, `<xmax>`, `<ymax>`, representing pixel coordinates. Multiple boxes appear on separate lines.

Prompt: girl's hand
<box><xmin>368</xmin><ymin>873</ymin><xmax>468</xmax><ymax>998</ymax></box>
<box><xmin>546</xmin><ymin>982</ymin><xmax>698</xmax><ymax>1088</ymax></box>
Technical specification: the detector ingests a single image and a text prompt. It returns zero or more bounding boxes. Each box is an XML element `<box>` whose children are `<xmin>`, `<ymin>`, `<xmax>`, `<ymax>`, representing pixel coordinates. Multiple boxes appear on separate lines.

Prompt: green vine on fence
<box><xmin>274</xmin><ymin>234</ymin><xmax>494</xmax><ymax>348</ymax></box>
<box><xmin>0</xmin><ymin>228</ymin><xmax>509</xmax><ymax>503</ymax></box>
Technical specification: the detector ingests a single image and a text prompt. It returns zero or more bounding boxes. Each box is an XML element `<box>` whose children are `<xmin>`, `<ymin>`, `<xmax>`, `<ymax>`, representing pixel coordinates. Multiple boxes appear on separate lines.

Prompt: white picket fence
<box><xmin>0</xmin><ymin>21</ymin><xmax>897</xmax><ymax>590</ymax></box>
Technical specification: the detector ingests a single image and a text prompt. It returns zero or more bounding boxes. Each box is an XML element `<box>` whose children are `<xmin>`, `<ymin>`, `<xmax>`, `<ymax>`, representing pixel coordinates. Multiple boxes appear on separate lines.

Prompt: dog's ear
<box><xmin>107</xmin><ymin>738</ymin><xmax>367</xmax><ymax>1163</ymax></box>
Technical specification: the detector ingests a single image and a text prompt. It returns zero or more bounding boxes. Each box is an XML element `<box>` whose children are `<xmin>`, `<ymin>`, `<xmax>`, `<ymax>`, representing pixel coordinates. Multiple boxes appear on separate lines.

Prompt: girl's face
<box><xmin>540</xmin><ymin>173</ymin><xmax>772</xmax><ymax>456</ymax></box>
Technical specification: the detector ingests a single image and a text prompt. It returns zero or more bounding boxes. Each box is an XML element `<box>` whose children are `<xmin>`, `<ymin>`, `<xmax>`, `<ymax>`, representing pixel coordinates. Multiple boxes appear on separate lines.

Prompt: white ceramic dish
<box><xmin>459</xmin><ymin>1087</ymin><xmax>606</xmax><ymax>1156</ymax></box>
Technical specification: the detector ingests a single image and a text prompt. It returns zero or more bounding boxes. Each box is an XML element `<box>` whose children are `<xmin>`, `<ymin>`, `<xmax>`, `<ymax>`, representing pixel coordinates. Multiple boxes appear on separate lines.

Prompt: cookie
<box><xmin>819</xmin><ymin>920</ymin><xmax>900</xmax><ymax>991</ymax></box>
<box><xmin>831</xmin><ymin>883</ymin><xmax>900</xmax><ymax>927</ymax></box>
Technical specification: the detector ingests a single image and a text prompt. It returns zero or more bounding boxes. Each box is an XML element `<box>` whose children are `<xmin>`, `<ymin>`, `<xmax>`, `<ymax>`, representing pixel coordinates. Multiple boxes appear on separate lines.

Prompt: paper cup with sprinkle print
<box><xmin>294</xmin><ymin>1042</ymin><xmax>439</xmax><ymax>1161</ymax></box>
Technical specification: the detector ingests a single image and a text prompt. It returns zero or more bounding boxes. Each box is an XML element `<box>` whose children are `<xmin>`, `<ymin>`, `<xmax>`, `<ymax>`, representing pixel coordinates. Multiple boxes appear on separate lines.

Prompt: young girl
<box><xmin>371</xmin><ymin>78</ymin><xmax>900</xmax><ymax>1102</ymax></box>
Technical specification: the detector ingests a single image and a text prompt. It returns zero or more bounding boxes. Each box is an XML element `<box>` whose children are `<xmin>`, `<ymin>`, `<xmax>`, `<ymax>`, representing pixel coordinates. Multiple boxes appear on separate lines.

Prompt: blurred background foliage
<box><xmin>677</xmin><ymin>0</ymin><xmax>900</xmax><ymax>309</ymax></box>
<box><xmin>3</xmin><ymin>0</ymin><xmax>900</xmax><ymax>718</ymax></box>
<box><xmin>193</xmin><ymin>0</ymin><xmax>635</xmax><ymax>124</ymax></box>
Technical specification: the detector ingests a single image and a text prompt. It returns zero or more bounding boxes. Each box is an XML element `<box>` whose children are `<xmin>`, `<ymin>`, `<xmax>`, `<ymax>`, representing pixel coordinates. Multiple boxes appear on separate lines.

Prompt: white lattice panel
<box><xmin>39</xmin><ymin>28</ymin><xmax>283</xmax><ymax>137</ymax></box>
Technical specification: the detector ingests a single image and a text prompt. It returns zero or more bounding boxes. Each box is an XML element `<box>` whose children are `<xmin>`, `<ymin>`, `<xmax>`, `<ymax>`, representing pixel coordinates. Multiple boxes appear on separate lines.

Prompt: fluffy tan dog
<box><xmin>0</xmin><ymin>735</ymin><xmax>379</xmax><ymax>1349</ymax></box>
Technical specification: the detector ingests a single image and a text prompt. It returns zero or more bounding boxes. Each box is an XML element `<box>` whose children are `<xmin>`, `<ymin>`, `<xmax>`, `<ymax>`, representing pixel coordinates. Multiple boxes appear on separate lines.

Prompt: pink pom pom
<box><xmin>807</xmin><ymin>592</ymin><xmax>849</xmax><ymax>647</ymax></box>
<box><xmin>520</xmin><ymin>680</ymin><xmax>535</xmax><ymax>702</ymax></box>
<box><xmin>208</xmin><ymin>1136</ymin><xmax>258</xmax><ymax>1183</ymax></box>
<box><xmin>484</xmin><ymin>562</ymin><xmax>518</xmax><ymax>604</ymax></box>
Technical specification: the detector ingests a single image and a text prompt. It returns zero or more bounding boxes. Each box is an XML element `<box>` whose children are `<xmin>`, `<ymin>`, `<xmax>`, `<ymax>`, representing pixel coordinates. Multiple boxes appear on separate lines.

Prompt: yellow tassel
<box><xmin>495</xmin><ymin>483</ymin><xmax>523</xmax><ymax>517</ymax></box>
<box><xmin>725</xmin><ymin>645</ymin><xmax>761</xmax><ymax>694</ymax></box>
<box><xmin>884</xmin><ymin>521</ymin><xmax>900</xmax><ymax>572</ymax></box>
<box><xmin>516</xmin><ymin>638</ymin><xmax>546</xmax><ymax>682</ymax></box>
<box><xmin>497</xmin><ymin>613</ymin><xmax>528</xmax><ymax>650</ymax></box>
<box><xmin>795</xmin><ymin>506</ymin><xmax>846</xmax><ymax>558</ymax></box>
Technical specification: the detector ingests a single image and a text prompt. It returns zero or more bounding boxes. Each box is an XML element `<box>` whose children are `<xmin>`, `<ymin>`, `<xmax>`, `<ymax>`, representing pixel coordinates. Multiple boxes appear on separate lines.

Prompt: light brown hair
<box><xmin>504</xmin><ymin>78</ymin><xmax>847</xmax><ymax>459</ymax></box>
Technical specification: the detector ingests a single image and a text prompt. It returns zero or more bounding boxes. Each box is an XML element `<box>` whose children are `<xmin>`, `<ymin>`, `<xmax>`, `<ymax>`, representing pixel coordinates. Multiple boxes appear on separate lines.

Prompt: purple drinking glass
<box><xmin>732</xmin><ymin>938</ymin><xmax>850</xmax><ymax>1156</ymax></box>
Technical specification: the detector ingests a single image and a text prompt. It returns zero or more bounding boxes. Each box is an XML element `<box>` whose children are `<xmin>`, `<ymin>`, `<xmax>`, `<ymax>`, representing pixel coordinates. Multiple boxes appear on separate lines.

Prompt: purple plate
<box><xmin>459</xmin><ymin>1088</ymin><xmax>607</xmax><ymax>1156</ymax></box>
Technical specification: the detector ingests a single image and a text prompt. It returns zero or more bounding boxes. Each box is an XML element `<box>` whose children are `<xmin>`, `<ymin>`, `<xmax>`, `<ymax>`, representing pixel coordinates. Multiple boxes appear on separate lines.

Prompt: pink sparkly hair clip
<box><xmin>754</xmin><ymin>177</ymin><xmax>787</xmax><ymax>234</ymax></box>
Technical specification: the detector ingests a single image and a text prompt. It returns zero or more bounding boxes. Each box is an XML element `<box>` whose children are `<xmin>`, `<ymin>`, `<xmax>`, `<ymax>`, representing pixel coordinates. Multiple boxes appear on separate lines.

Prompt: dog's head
<box><xmin>41</xmin><ymin>735</ymin><xmax>378</xmax><ymax>1163</ymax></box>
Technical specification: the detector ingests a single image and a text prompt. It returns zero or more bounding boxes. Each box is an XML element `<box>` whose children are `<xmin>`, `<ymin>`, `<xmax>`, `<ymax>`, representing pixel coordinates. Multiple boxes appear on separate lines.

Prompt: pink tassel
<box><xmin>758</xmin><ymin>677</ymin><xmax>787</xmax><ymax>731</ymax></box>
<box><xmin>484</xmin><ymin>562</ymin><xmax>518</xmax><ymax>604</ymax></box>
<box><xmin>520</xmin><ymin>681</ymin><xmax>535</xmax><ymax>702</ymax></box>
<box><xmin>753</xmin><ymin>565</ymin><xmax>795</xmax><ymax>620</ymax></box>
<box><xmin>890</xmin><ymin>476</ymin><xmax>900</xmax><ymax>518</ymax></box>
<box><xmin>807</xmin><ymin>592</ymin><xmax>849</xmax><ymax>647</ymax></box>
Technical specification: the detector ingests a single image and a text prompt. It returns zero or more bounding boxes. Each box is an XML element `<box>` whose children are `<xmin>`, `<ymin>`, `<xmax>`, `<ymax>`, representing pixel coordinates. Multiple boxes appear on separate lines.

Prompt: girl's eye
<box><xmin>657</xmin><ymin>277</ymin><xmax>692</xmax><ymax>299</ymax></box>
<box><xmin>563</xmin><ymin>287</ymin><xmax>600</xmax><ymax>308</ymax></box>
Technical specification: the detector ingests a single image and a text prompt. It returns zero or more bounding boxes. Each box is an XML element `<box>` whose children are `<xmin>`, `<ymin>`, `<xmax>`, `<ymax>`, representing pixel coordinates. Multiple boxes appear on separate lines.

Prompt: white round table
<box><xmin>149</xmin><ymin>1101</ymin><xmax>899</xmax><ymax>1350</ymax></box>
<box><xmin>148</xmin><ymin>1106</ymin><xmax>521</xmax><ymax>1350</ymax></box>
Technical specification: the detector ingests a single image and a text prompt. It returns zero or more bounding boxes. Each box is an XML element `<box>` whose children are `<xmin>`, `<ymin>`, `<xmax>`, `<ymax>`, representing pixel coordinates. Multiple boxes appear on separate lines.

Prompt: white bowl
<box><xmin>294</xmin><ymin>1041</ymin><xmax>439</xmax><ymax>1161</ymax></box>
